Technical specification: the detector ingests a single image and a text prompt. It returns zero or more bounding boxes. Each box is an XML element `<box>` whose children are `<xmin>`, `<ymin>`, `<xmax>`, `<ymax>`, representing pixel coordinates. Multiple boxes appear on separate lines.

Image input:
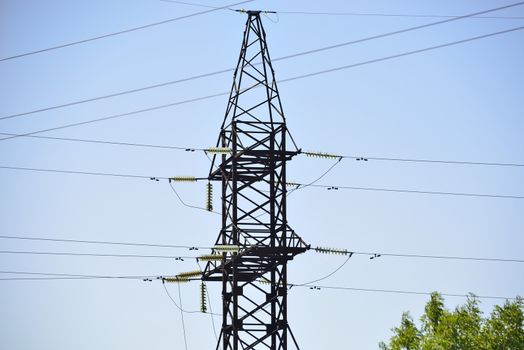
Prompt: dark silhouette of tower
<box><xmin>202</xmin><ymin>11</ymin><xmax>309</xmax><ymax>350</ymax></box>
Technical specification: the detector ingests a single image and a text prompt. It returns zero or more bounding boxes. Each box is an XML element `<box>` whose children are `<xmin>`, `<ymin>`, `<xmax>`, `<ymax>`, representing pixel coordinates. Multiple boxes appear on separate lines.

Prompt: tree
<box><xmin>379</xmin><ymin>293</ymin><xmax>524</xmax><ymax>350</ymax></box>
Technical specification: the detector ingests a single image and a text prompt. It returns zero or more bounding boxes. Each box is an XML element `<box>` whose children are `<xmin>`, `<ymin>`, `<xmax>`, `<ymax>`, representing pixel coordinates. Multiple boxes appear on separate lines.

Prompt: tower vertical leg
<box><xmin>202</xmin><ymin>11</ymin><xmax>308</xmax><ymax>350</ymax></box>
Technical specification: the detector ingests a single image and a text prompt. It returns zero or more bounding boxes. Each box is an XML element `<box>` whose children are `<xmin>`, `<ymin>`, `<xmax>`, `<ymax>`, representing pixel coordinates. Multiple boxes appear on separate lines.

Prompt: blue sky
<box><xmin>1</xmin><ymin>0</ymin><xmax>523</xmax><ymax>349</ymax></box>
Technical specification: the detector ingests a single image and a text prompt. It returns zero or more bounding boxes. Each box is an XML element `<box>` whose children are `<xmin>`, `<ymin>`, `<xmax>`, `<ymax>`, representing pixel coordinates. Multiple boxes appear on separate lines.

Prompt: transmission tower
<box><xmin>201</xmin><ymin>11</ymin><xmax>309</xmax><ymax>350</ymax></box>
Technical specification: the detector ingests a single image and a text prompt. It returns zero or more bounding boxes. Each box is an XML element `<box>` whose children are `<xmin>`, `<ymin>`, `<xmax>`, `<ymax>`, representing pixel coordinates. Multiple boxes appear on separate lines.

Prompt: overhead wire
<box><xmin>169</xmin><ymin>182</ymin><xmax>221</xmax><ymax>215</ymax></box>
<box><xmin>197</xmin><ymin>261</ymin><xmax>218</xmax><ymax>340</ymax></box>
<box><xmin>3</xmin><ymin>0</ymin><xmax>520</xmax><ymax>322</ymax></box>
<box><xmin>342</xmin><ymin>250</ymin><xmax>524</xmax><ymax>263</ymax></box>
<box><xmin>2</xmin><ymin>24</ymin><xmax>523</xmax><ymax>141</ymax></box>
<box><xmin>0</xmin><ymin>91</ymin><xmax>229</xmax><ymax>142</ymax></box>
<box><xmin>271</xmin><ymin>2</ymin><xmax>524</xmax><ymax>62</ymax></box>
<box><xmin>0</xmin><ymin>270</ymin><xmax>157</xmax><ymax>280</ymax></box>
<box><xmin>177</xmin><ymin>282</ymin><xmax>189</xmax><ymax>350</ymax></box>
<box><xmin>0</xmin><ymin>250</ymin><xmax>196</xmax><ymax>259</ymax></box>
<box><xmin>0</xmin><ymin>0</ymin><xmax>253</xmax><ymax>62</ymax></box>
<box><xmin>252</xmin><ymin>158</ymin><xmax>344</xmax><ymax>220</ymax></box>
<box><xmin>0</xmin><ymin>76</ymin><xmax>230</xmax><ymax>123</ymax></box>
<box><xmin>1</xmin><ymin>269</ymin><xmax>216</xmax><ymax>318</ymax></box>
<box><xmin>162</xmin><ymin>282</ymin><xmax>202</xmax><ymax>314</ymax></box>
<box><xmin>271</xmin><ymin>10</ymin><xmax>524</xmax><ymax>20</ymax></box>
<box><xmin>0</xmin><ymin>269</ymin><xmax>515</xmax><ymax>301</ymax></box>
<box><xmin>1</xmin><ymin>164</ymin><xmax>522</xmax><ymax>199</ymax></box>
<box><xmin>1</xmin><ymin>1</ymin><xmax>522</xmax><ymax>122</ymax></box>
<box><xmin>291</xmin><ymin>283</ymin><xmax>517</xmax><ymax>301</ymax></box>
<box><xmin>2</xmin><ymin>235</ymin><xmax>523</xmax><ymax>263</ymax></box>
<box><xmin>0</xmin><ymin>132</ymin><xmax>202</xmax><ymax>151</ymax></box>
<box><xmin>0</xmin><ymin>234</ymin><xmax>210</xmax><ymax>250</ymax></box>
<box><xmin>160</xmin><ymin>0</ymin><xmax>238</xmax><ymax>10</ymax></box>
<box><xmin>288</xmin><ymin>157</ymin><xmax>343</xmax><ymax>196</ymax></box>
<box><xmin>1</xmin><ymin>132</ymin><xmax>523</xmax><ymax>168</ymax></box>
<box><xmin>292</xmin><ymin>253</ymin><xmax>353</xmax><ymax>287</ymax></box>
<box><xmin>300</xmin><ymin>182</ymin><xmax>524</xmax><ymax>199</ymax></box>
<box><xmin>161</xmin><ymin>0</ymin><xmax>524</xmax><ymax>20</ymax></box>
<box><xmin>277</xmin><ymin>26</ymin><xmax>524</xmax><ymax>84</ymax></box>
<box><xmin>340</xmin><ymin>154</ymin><xmax>524</xmax><ymax>168</ymax></box>
<box><xmin>0</xmin><ymin>276</ymin><xmax>140</xmax><ymax>281</ymax></box>
<box><xmin>161</xmin><ymin>279</ymin><xmax>222</xmax><ymax>316</ymax></box>
<box><xmin>0</xmin><ymin>165</ymin><xmax>172</xmax><ymax>181</ymax></box>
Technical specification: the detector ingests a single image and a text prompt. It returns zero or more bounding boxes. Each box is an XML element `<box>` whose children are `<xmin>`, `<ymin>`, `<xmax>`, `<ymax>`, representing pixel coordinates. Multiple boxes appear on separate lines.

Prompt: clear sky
<box><xmin>1</xmin><ymin>0</ymin><xmax>523</xmax><ymax>349</ymax></box>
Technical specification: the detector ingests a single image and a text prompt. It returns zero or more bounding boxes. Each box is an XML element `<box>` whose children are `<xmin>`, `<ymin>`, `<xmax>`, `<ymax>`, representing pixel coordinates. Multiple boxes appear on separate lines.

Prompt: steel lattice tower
<box><xmin>202</xmin><ymin>11</ymin><xmax>309</xmax><ymax>350</ymax></box>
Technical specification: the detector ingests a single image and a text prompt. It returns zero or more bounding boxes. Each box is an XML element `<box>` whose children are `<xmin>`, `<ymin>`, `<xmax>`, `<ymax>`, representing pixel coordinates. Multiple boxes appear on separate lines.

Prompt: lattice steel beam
<box><xmin>203</xmin><ymin>11</ymin><xmax>308</xmax><ymax>350</ymax></box>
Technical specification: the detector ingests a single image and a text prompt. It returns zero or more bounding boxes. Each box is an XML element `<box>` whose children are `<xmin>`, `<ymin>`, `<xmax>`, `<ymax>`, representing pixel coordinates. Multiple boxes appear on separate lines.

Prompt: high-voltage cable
<box><xmin>1</xmin><ymin>1</ymin><xmax>522</xmax><ymax>122</ymax></box>
<box><xmin>0</xmin><ymin>0</ymin><xmax>252</xmax><ymax>62</ymax></box>
<box><xmin>2</xmin><ymin>24</ymin><xmax>522</xmax><ymax>140</ymax></box>
<box><xmin>3</xmin><ymin>133</ymin><xmax>523</xmax><ymax>168</ymax></box>
<box><xmin>1</xmin><ymin>165</ymin><xmax>522</xmax><ymax>199</ymax></box>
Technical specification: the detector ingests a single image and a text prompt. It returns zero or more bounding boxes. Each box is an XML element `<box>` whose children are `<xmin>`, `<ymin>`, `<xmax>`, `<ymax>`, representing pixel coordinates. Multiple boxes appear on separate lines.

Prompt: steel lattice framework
<box><xmin>202</xmin><ymin>11</ymin><xmax>309</xmax><ymax>350</ymax></box>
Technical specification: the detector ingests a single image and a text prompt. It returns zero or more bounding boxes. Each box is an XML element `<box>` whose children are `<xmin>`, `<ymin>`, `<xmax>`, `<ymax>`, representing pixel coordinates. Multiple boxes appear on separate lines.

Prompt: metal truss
<box><xmin>202</xmin><ymin>11</ymin><xmax>309</xmax><ymax>350</ymax></box>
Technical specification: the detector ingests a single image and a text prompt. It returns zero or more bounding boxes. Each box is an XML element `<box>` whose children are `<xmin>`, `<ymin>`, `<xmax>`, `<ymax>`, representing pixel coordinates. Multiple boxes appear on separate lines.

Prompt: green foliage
<box><xmin>379</xmin><ymin>293</ymin><xmax>524</xmax><ymax>350</ymax></box>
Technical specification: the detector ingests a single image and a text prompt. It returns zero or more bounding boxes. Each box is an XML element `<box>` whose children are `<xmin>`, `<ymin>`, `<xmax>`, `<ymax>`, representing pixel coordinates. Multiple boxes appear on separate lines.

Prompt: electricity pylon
<box><xmin>202</xmin><ymin>10</ymin><xmax>309</xmax><ymax>350</ymax></box>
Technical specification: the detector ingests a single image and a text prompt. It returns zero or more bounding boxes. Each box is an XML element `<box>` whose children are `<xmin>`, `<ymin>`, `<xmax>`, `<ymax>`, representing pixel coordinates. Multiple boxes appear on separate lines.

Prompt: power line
<box><xmin>252</xmin><ymin>159</ymin><xmax>344</xmax><ymax>219</ymax></box>
<box><xmin>355</xmin><ymin>251</ymin><xmax>524</xmax><ymax>263</ymax></box>
<box><xmin>2</xmin><ymin>24</ymin><xmax>522</xmax><ymax>142</ymax></box>
<box><xmin>0</xmin><ymin>234</ymin><xmax>210</xmax><ymax>250</ymax></box>
<box><xmin>300</xmin><ymin>182</ymin><xmax>524</xmax><ymax>199</ymax></box>
<box><xmin>1</xmin><ymin>164</ymin><xmax>522</xmax><ymax>199</ymax></box>
<box><xmin>271</xmin><ymin>2</ymin><xmax>524</xmax><ymax>62</ymax></box>
<box><xmin>0</xmin><ymin>269</ymin><xmax>216</xmax><ymax>317</ymax></box>
<box><xmin>0</xmin><ymin>250</ymin><xmax>196</xmax><ymax>259</ymax></box>
<box><xmin>2</xmin><ymin>132</ymin><xmax>523</xmax><ymax>169</ymax></box>
<box><xmin>1</xmin><ymin>1</ymin><xmax>522</xmax><ymax>122</ymax></box>
<box><xmin>0</xmin><ymin>74</ymin><xmax>231</xmax><ymax>123</ymax></box>
<box><xmin>177</xmin><ymin>282</ymin><xmax>189</xmax><ymax>350</ymax></box>
<box><xmin>0</xmin><ymin>270</ymin><xmax>157</xmax><ymax>279</ymax></box>
<box><xmin>169</xmin><ymin>182</ymin><xmax>221</xmax><ymax>215</ymax></box>
<box><xmin>0</xmin><ymin>132</ymin><xmax>203</xmax><ymax>151</ymax></box>
<box><xmin>0</xmin><ymin>269</ymin><xmax>514</xmax><ymax>301</ymax></box>
<box><xmin>294</xmin><ymin>254</ymin><xmax>353</xmax><ymax>287</ymax></box>
<box><xmin>2</xmin><ymin>234</ymin><xmax>523</xmax><ymax>264</ymax></box>
<box><xmin>0</xmin><ymin>0</ymin><xmax>252</xmax><ymax>63</ymax></box>
<box><xmin>0</xmin><ymin>91</ymin><xmax>229</xmax><ymax>142</ymax></box>
<box><xmin>0</xmin><ymin>164</ymin><xmax>209</xmax><ymax>182</ymax></box>
<box><xmin>162</xmin><ymin>282</ymin><xmax>202</xmax><ymax>314</ymax></box>
<box><xmin>341</xmin><ymin>154</ymin><xmax>524</xmax><ymax>168</ymax></box>
<box><xmin>288</xmin><ymin>158</ymin><xmax>343</xmax><ymax>196</ymax></box>
<box><xmin>278</xmin><ymin>26</ymin><xmax>524</xmax><ymax>83</ymax></box>
<box><xmin>162</xmin><ymin>0</ymin><xmax>524</xmax><ymax>20</ymax></box>
<box><xmin>197</xmin><ymin>261</ymin><xmax>219</xmax><ymax>340</ymax></box>
<box><xmin>314</xmin><ymin>248</ymin><xmax>524</xmax><ymax>264</ymax></box>
<box><xmin>273</xmin><ymin>10</ymin><xmax>524</xmax><ymax>20</ymax></box>
<box><xmin>160</xmin><ymin>0</ymin><xmax>237</xmax><ymax>10</ymax></box>
<box><xmin>292</xmin><ymin>283</ymin><xmax>516</xmax><ymax>301</ymax></box>
<box><xmin>160</xmin><ymin>283</ymin><xmax>223</xmax><ymax>316</ymax></box>
<box><xmin>0</xmin><ymin>165</ymin><xmax>172</xmax><ymax>181</ymax></box>
<box><xmin>0</xmin><ymin>276</ymin><xmax>142</xmax><ymax>281</ymax></box>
